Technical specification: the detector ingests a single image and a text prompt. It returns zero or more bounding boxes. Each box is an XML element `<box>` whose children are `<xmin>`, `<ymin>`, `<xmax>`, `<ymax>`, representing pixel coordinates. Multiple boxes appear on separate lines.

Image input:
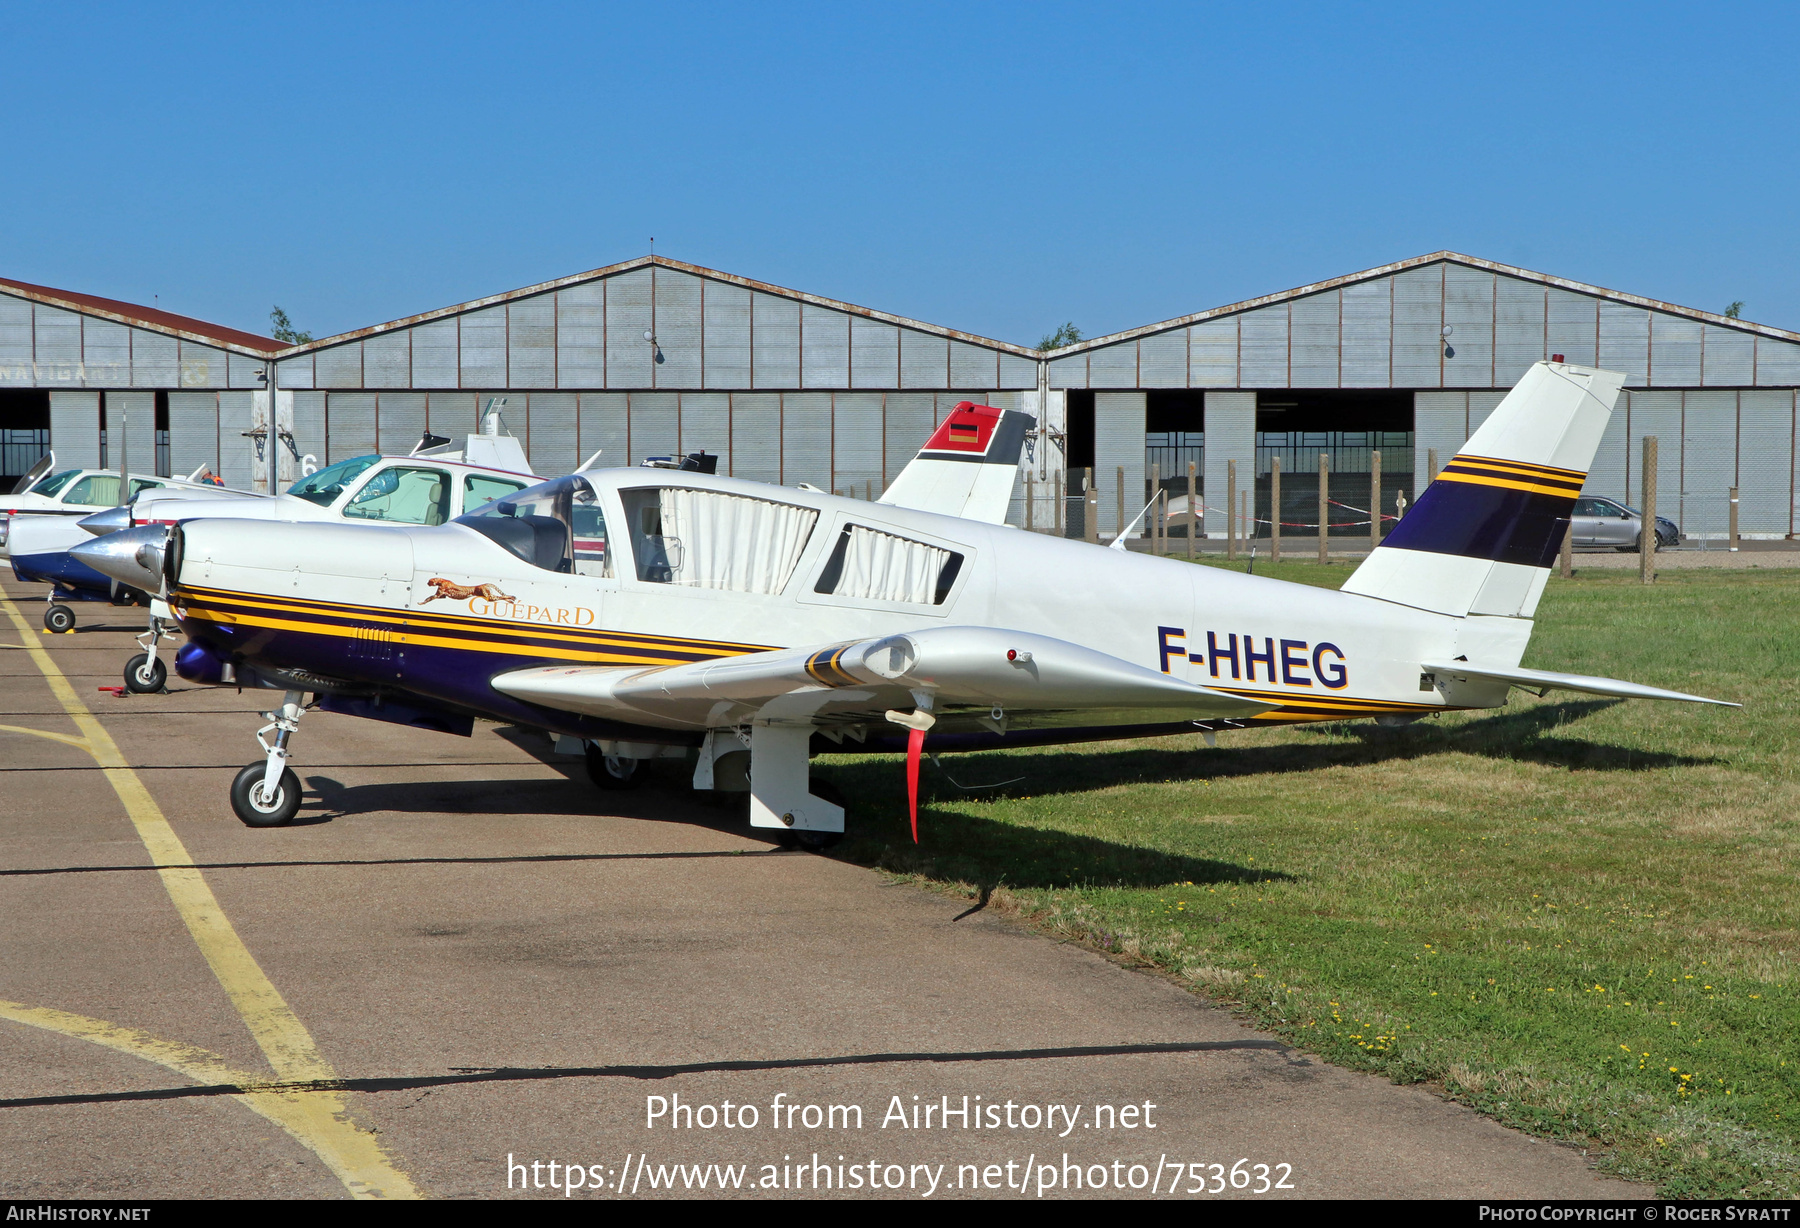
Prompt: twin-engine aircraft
<box><xmin>76</xmin><ymin>372</ymin><xmax>1733</xmax><ymax>840</ymax></box>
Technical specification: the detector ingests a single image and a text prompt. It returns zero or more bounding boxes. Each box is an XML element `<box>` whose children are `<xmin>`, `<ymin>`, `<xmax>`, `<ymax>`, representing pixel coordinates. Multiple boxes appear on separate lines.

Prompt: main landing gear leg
<box><xmin>123</xmin><ymin>617</ymin><xmax>173</xmax><ymax>693</ymax></box>
<box><xmin>230</xmin><ymin>689</ymin><xmax>305</xmax><ymax>827</ymax></box>
<box><xmin>747</xmin><ymin>723</ymin><xmax>844</xmax><ymax>851</ymax></box>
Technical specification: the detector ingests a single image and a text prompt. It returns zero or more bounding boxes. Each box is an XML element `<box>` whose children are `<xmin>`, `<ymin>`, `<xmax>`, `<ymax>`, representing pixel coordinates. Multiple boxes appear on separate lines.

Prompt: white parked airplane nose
<box><xmin>71</xmin><ymin>526</ymin><xmax>167</xmax><ymax>592</ymax></box>
<box><xmin>78</xmin><ymin>505</ymin><xmax>133</xmax><ymax>536</ymax></box>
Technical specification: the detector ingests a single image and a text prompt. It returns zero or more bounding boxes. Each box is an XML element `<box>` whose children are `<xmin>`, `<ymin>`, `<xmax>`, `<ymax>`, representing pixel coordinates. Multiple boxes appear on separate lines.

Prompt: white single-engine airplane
<box><xmin>68</xmin><ymin>402</ymin><xmax>1030</xmax><ymax>695</ymax></box>
<box><xmin>77</xmin><ymin>366</ymin><xmax>1734</xmax><ymax>840</ymax></box>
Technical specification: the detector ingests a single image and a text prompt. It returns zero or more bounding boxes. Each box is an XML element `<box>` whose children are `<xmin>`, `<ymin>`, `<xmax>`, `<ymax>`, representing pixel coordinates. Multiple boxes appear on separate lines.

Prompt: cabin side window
<box><xmin>343</xmin><ymin>467</ymin><xmax>453</xmax><ymax>526</ymax></box>
<box><xmin>572</xmin><ymin>499</ymin><xmax>612</xmax><ymax>577</ymax></box>
<box><xmin>813</xmin><ymin>524</ymin><xmax>964</xmax><ymax>605</ymax></box>
<box><xmin>463</xmin><ymin>474</ymin><xmax>530</xmax><ymax>515</ymax></box>
<box><xmin>454</xmin><ymin>474</ymin><xmax>600</xmax><ymax>573</ymax></box>
<box><xmin>619</xmin><ymin>487</ymin><xmax>818</xmax><ymax>594</ymax></box>
<box><xmin>64</xmin><ymin>473</ymin><xmax>122</xmax><ymax>506</ymax></box>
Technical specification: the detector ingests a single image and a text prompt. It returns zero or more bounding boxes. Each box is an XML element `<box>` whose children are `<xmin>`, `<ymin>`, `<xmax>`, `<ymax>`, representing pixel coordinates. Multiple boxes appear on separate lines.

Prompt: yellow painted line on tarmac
<box><xmin>0</xmin><ymin>595</ymin><xmax>421</xmax><ymax>1200</ymax></box>
<box><xmin>0</xmin><ymin>999</ymin><xmax>416</xmax><ymax>1199</ymax></box>
<box><xmin>0</xmin><ymin>722</ymin><xmax>93</xmax><ymax>751</ymax></box>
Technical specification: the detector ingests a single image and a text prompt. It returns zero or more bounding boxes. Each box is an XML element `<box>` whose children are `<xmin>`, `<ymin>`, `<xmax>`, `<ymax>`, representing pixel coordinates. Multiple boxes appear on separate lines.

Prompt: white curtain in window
<box><xmin>659</xmin><ymin>488</ymin><xmax>817</xmax><ymax>594</ymax></box>
<box><xmin>838</xmin><ymin>525</ymin><xmax>949</xmax><ymax>604</ymax></box>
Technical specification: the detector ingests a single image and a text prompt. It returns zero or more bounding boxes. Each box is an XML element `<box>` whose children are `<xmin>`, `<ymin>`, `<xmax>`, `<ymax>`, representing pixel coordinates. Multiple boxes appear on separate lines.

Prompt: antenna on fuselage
<box><xmin>481</xmin><ymin>397</ymin><xmax>510</xmax><ymax>437</ymax></box>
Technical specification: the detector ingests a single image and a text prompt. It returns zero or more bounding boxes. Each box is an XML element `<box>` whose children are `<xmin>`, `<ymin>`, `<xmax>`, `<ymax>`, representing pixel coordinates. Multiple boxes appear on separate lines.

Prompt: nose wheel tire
<box><xmin>230</xmin><ymin>762</ymin><xmax>302</xmax><ymax>827</ymax></box>
<box><xmin>123</xmin><ymin>653</ymin><xmax>167</xmax><ymax>694</ymax></box>
<box><xmin>585</xmin><ymin>744</ymin><xmax>641</xmax><ymax>790</ymax></box>
<box><xmin>44</xmin><ymin>605</ymin><xmax>74</xmax><ymax>634</ymax></box>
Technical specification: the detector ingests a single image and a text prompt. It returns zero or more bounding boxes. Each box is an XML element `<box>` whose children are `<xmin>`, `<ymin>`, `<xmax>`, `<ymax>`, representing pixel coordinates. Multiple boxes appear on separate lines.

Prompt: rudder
<box><xmin>1341</xmin><ymin>361</ymin><xmax>1625</xmax><ymax>619</ymax></box>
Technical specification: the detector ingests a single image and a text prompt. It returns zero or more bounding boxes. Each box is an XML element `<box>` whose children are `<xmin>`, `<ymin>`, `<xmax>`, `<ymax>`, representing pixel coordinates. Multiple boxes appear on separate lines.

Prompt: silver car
<box><xmin>1570</xmin><ymin>496</ymin><xmax>1680</xmax><ymax>551</ymax></box>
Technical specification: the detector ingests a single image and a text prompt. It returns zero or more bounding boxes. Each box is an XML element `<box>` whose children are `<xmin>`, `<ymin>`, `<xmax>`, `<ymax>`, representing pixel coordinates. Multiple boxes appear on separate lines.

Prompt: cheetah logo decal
<box><xmin>421</xmin><ymin>577</ymin><xmax>515</xmax><ymax>604</ymax></box>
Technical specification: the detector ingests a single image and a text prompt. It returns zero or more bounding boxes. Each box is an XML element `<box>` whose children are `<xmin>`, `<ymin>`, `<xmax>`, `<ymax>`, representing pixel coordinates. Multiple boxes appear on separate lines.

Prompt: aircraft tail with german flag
<box><xmin>879</xmin><ymin>401</ymin><xmax>1035</xmax><ymax>525</ymax></box>
<box><xmin>1341</xmin><ymin>360</ymin><xmax>1626</xmax><ymax>629</ymax></box>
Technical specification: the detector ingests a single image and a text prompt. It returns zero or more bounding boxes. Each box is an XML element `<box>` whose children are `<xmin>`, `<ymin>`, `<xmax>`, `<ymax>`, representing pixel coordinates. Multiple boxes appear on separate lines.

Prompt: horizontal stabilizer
<box><xmin>1421</xmin><ymin>660</ymin><xmax>1738</xmax><ymax>707</ymax></box>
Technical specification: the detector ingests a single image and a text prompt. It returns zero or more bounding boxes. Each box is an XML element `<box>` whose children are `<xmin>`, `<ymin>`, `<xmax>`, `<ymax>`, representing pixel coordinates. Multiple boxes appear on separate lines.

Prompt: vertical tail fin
<box><xmin>878</xmin><ymin>402</ymin><xmax>1035</xmax><ymax>524</ymax></box>
<box><xmin>1341</xmin><ymin>361</ymin><xmax>1625</xmax><ymax>619</ymax></box>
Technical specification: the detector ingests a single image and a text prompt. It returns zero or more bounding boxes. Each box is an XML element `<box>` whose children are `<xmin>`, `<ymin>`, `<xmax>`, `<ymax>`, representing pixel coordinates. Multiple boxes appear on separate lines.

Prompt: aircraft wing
<box><xmin>1421</xmin><ymin>660</ymin><xmax>1738</xmax><ymax>706</ymax></box>
<box><xmin>493</xmin><ymin>626</ymin><xmax>1277</xmax><ymax>735</ymax></box>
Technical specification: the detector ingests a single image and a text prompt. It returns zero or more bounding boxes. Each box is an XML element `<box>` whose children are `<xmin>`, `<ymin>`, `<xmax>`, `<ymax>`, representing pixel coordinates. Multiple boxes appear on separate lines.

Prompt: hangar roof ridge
<box><xmin>1043</xmin><ymin>251</ymin><xmax>1800</xmax><ymax>356</ymax></box>
<box><xmin>284</xmin><ymin>254</ymin><xmax>1042</xmax><ymax>359</ymax></box>
<box><xmin>0</xmin><ymin>276</ymin><xmax>285</xmax><ymax>356</ymax></box>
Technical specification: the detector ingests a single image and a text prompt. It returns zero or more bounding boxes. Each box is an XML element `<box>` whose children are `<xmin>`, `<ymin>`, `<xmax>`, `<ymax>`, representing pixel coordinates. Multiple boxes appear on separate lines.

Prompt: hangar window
<box><xmin>813</xmin><ymin>524</ymin><xmax>963</xmax><ymax>606</ymax></box>
<box><xmin>620</xmin><ymin>487</ymin><xmax>817</xmax><ymax>594</ymax></box>
<box><xmin>0</xmin><ymin>391</ymin><xmax>51</xmax><ymax>489</ymax></box>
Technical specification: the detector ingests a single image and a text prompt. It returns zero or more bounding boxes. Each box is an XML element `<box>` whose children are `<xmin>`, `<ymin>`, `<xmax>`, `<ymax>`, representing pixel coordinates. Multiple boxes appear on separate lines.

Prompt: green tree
<box><xmin>1037</xmin><ymin>322</ymin><xmax>1083</xmax><ymax>351</ymax></box>
<box><xmin>1724</xmin><ymin>301</ymin><xmax>1745</xmax><ymax>319</ymax></box>
<box><xmin>270</xmin><ymin>305</ymin><xmax>313</xmax><ymax>344</ymax></box>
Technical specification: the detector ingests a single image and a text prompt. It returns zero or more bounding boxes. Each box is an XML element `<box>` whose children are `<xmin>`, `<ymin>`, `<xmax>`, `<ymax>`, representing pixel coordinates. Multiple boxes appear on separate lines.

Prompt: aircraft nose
<box><xmin>78</xmin><ymin>505</ymin><xmax>132</xmax><ymax>536</ymax></box>
<box><xmin>71</xmin><ymin>526</ymin><xmax>167</xmax><ymax>593</ymax></box>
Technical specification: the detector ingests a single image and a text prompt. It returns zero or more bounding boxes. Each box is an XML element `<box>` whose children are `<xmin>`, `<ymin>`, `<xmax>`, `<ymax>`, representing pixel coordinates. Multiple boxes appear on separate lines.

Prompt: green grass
<box><xmin>816</xmin><ymin>565</ymin><xmax>1800</xmax><ymax>1198</ymax></box>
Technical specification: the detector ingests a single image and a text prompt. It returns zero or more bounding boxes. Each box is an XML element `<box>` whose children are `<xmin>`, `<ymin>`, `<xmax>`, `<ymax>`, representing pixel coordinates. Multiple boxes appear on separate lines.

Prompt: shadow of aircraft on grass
<box><xmin>821</xmin><ymin>698</ymin><xmax>1714</xmax><ymax>812</ymax></box>
<box><xmin>274</xmin><ymin>699</ymin><xmax>1704</xmax><ymax>887</ymax></box>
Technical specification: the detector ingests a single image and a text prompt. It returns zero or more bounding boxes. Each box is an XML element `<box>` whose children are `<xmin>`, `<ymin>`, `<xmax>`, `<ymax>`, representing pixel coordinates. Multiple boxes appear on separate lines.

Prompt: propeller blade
<box><xmin>906</xmin><ymin>727</ymin><xmax>924</xmax><ymax>843</ymax></box>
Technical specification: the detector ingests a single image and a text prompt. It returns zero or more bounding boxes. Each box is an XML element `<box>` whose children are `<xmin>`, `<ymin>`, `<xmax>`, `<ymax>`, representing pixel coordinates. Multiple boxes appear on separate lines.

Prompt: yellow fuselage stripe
<box><xmin>179</xmin><ymin>586</ymin><xmax>771</xmax><ymax>655</ymax></box>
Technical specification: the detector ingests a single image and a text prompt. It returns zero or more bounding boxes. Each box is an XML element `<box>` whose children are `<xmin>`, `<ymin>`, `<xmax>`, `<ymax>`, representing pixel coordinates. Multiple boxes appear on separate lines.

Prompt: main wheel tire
<box><xmin>44</xmin><ymin>605</ymin><xmax>74</xmax><ymax>633</ymax></box>
<box><xmin>124</xmin><ymin>653</ymin><xmax>166</xmax><ymax>694</ymax></box>
<box><xmin>585</xmin><ymin>744</ymin><xmax>641</xmax><ymax>790</ymax></box>
<box><xmin>809</xmin><ymin>776</ymin><xmax>848</xmax><ymax>810</ymax></box>
<box><xmin>230</xmin><ymin>762</ymin><xmax>302</xmax><ymax>827</ymax></box>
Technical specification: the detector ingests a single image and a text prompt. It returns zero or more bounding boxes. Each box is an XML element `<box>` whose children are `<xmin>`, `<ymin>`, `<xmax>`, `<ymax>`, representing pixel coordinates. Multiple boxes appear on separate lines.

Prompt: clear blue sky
<box><xmin>3</xmin><ymin>2</ymin><xmax>1795</xmax><ymax>346</ymax></box>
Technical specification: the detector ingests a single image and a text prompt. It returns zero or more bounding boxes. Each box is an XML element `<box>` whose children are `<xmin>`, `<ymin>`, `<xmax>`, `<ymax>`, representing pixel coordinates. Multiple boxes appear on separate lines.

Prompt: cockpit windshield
<box><xmin>287</xmin><ymin>455</ymin><xmax>380</xmax><ymax>507</ymax></box>
<box><xmin>455</xmin><ymin>474</ymin><xmax>611</xmax><ymax>576</ymax></box>
<box><xmin>31</xmin><ymin>469</ymin><xmax>81</xmax><ymax>498</ymax></box>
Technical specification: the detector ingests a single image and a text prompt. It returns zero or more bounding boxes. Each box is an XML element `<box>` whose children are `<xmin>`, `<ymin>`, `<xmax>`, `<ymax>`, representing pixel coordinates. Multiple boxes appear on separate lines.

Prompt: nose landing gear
<box><xmin>123</xmin><ymin>617</ymin><xmax>175</xmax><ymax>693</ymax></box>
<box><xmin>230</xmin><ymin>689</ymin><xmax>307</xmax><ymax>827</ymax></box>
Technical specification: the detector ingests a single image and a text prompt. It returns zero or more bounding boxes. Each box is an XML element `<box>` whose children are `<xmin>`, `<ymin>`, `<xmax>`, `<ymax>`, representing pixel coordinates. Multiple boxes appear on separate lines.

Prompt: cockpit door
<box><xmin>12</xmin><ymin>451</ymin><xmax>54</xmax><ymax>495</ymax></box>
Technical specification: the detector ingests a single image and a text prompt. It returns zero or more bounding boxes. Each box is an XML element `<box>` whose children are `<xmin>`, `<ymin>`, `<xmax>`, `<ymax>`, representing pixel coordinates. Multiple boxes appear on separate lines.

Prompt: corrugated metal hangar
<box><xmin>3</xmin><ymin>251</ymin><xmax>1797</xmax><ymax>540</ymax></box>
